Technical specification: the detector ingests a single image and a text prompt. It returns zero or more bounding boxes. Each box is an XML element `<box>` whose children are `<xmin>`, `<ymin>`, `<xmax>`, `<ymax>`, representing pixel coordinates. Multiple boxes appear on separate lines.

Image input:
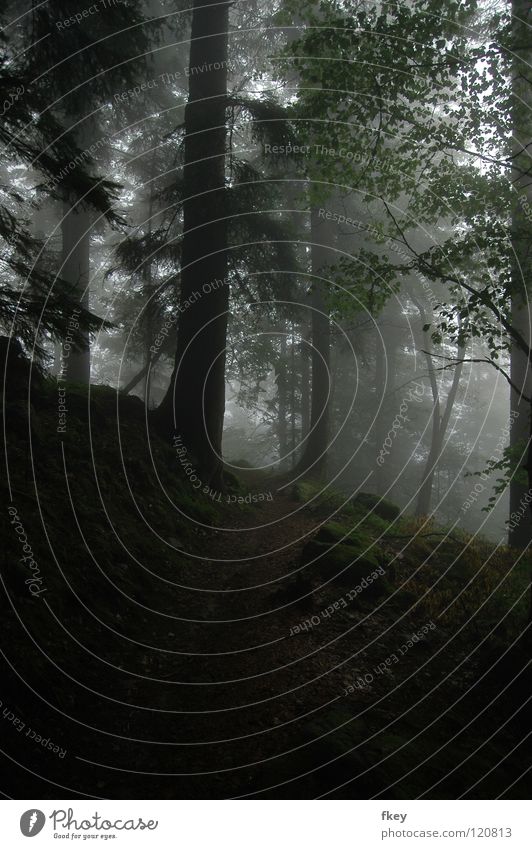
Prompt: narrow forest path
<box><xmin>101</xmin><ymin>476</ymin><xmax>531</xmax><ymax>801</ymax></box>
<box><xmin>121</xmin><ymin>477</ymin><xmax>343</xmax><ymax>799</ymax></box>
<box><xmin>77</xmin><ymin>476</ymin><xmax>521</xmax><ymax>801</ymax></box>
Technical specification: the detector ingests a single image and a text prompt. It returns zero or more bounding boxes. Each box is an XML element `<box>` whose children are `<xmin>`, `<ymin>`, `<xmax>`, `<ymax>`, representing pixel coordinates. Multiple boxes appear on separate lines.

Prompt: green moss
<box><xmin>350</xmin><ymin>504</ymin><xmax>398</xmax><ymax>536</ymax></box>
<box><xmin>353</xmin><ymin>491</ymin><xmax>401</xmax><ymax>522</ymax></box>
<box><xmin>301</xmin><ymin>520</ymin><xmax>388</xmax><ymax>589</ymax></box>
<box><xmin>313</xmin><ymin>521</ymin><xmax>374</xmax><ymax>548</ymax></box>
<box><xmin>292</xmin><ymin>479</ymin><xmax>347</xmax><ymax>511</ymax></box>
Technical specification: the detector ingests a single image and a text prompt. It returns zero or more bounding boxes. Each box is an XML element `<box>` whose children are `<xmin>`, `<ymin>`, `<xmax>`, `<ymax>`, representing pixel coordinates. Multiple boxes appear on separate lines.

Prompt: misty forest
<box><xmin>1</xmin><ymin>0</ymin><xmax>532</xmax><ymax>800</ymax></box>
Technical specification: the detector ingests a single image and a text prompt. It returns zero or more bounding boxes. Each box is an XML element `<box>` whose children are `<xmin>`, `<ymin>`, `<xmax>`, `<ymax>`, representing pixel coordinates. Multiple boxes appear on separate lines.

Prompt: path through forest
<box><xmin>3</xmin><ymin>459</ymin><xmax>530</xmax><ymax>801</ymax></box>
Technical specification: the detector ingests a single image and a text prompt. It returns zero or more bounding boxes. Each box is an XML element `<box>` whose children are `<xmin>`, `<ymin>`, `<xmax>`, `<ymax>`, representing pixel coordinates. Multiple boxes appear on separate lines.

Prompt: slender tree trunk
<box><xmin>144</xmin><ymin>339</ymin><xmax>152</xmax><ymax>406</ymax></box>
<box><xmin>52</xmin><ymin>342</ymin><xmax>62</xmax><ymax>376</ymax></box>
<box><xmin>143</xmin><ymin>155</ymin><xmax>157</xmax><ymax>408</ymax></box>
<box><xmin>373</xmin><ymin>303</ymin><xmax>401</xmax><ymax>496</ymax></box>
<box><xmin>300</xmin><ymin>329</ymin><xmax>310</xmax><ymax>443</ymax></box>
<box><xmin>374</xmin><ymin>332</ymin><xmax>387</xmax><ymax>495</ymax></box>
<box><xmin>60</xmin><ymin>116</ymin><xmax>98</xmax><ymax>384</ymax></box>
<box><xmin>290</xmin><ymin>326</ymin><xmax>297</xmax><ymax>465</ymax></box>
<box><xmin>509</xmin><ymin>0</ymin><xmax>532</xmax><ymax>548</ymax></box>
<box><xmin>416</xmin><ymin>358</ymin><xmax>464</xmax><ymax>517</ymax></box>
<box><xmin>32</xmin><ymin>200</ymin><xmax>64</xmax><ymax>377</ymax></box>
<box><xmin>294</xmin><ymin>207</ymin><xmax>333</xmax><ymax>478</ymax></box>
<box><xmin>61</xmin><ymin>197</ymin><xmax>91</xmax><ymax>383</ymax></box>
<box><xmin>277</xmin><ymin>332</ymin><xmax>288</xmax><ymax>467</ymax></box>
<box><xmin>155</xmin><ymin>0</ymin><xmax>229</xmax><ymax>487</ymax></box>
<box><xmin>123</xmin><ymin>347</ymin><xmax>164</xmax><ymax>396</ymax></box>
<box><xmin>416</xmin><ymin>318</ymin><xmax>441</xmax><ymax>517</ymax></box>
<box><xmin>414</xmin><ymin>305</ymin><xmax>465</xmax><ymax>517</ymax></box>
<box><xmin>416</xmin><ymin>434</ymin><xmax>442</xmax><ymax>518</ymax></box>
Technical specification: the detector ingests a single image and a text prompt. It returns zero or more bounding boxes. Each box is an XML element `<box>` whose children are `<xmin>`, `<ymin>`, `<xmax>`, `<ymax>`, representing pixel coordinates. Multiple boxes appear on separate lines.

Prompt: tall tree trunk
<box><xmin>414</xmin><ymin>303</ymin><xmax>465</xmax><ymax>517</ymax></box>
<box><xmin>61</xmin><ymin>197</ymin><xmax>91</xmax><ymax>383</ymax></box>
<box><xmin>32</xmin><ymin>200</ymin><xmax>65</xmax><ymax>377</ymax></box>
<box><xmin>122</xmin><ymin>349</ymin><xmax>163</xmax><ymax>397</ymax></box>
<box><xmin>142</xmin><ymin>156</ymin><xmax>157</xmax><ymax>408</ymax></box>
<box><xmin>373</xmin><ymin>302</ymin><xmax>401</xmax><ymax>497</ymax></box>
<box><xmin>294</xmin><ymin>207</ymin><xmax>333</xmax><ymax>478</ymax></box>
<box><xmin>277</xmin><ymin>332</ymin><xmax>288</xmax><ymax>467</ymax></box>
<box><xmin>415</xmin><ymin>350</ymin><xmax>464</xmax><ymax>517</ymax></box>
<box><xmin>300</xmin><ymin>328</ymin><xmax>310</xmax><ymax>443</ymax></box>
<box><xmin>290</xmin><ymin>326</ymin><xmax>297</xmax><ymax>465</ymax></box>
<box><xmin>509</xmin><ymin>0</ymin><xmax>532</xmax><ymax>548</ymax></box>
<box><xmin>416</xmin><ymin>422</ymin><xmax>442</xmax><ymax>518</ymax></box>
<box><xmin>374</xmin><ymin>331</ymin><xmax>387</xmax><ymax>494</ymax></box>
<box><xmin>155</xmin><ymin>0</ymin><xmax>229</xmax><ymax>487</ymax></box>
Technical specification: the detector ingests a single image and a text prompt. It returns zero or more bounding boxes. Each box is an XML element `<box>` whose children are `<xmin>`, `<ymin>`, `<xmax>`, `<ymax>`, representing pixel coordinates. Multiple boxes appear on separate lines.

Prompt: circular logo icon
<box><xmin>20</xmin><ymin>810</ymin><xmax>46</xmax><ymax>837</ymax></box>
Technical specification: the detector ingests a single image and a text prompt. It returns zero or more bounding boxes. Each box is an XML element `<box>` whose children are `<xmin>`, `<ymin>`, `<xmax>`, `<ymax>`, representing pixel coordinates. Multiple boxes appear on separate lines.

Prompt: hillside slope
<box><xmin>1</xmin><ymin>375</ymin><xmax>531</xmax><ymax>799</ymax></box>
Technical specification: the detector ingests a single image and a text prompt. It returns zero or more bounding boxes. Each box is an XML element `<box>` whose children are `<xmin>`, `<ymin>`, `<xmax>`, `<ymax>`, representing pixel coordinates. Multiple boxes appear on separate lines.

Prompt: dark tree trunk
<box><xmin>300</xmin><ymin>329</ymin><xmax>310</xmax><ymax>443</ymax></box>
<box><xmin>294</xmin><ymin>207</ymin><xmax>333</xmax><ymax>478</ymax></box>
<box><xmin>416</xmin><ymin>435</ymin><xmax>442</xmax><ymax>518</ymax></box>
<box><xmin>373</xmin><ymin>304</ymin><xmax>401</xmax><ymax>497</ymax></box>
<box><xmin>61</xmin><ymin>198</ymin><xmax>91</xmax><ymax>383</ymax></box>
<box><xmin>510</xmin><ymin>306</ymin><xmax>532</xmax><ymax>548</ymax></box>
<box><xmin>374</xmin><ymin>333</ymin><xmax>388</xmax><ymax>497</ymax></box>
<box><xmin>509</xmin><ymin>0</ymin><xmax>532</xmax><ymax>548</ymax></box>
<box><xmin>277</xmin><ymin>333</ymin><xmax>288</xmax><ymax>466</ymax></box>
<box><xmin>155</xmin><ymin>0</ymin><xmax>229</xmax><ymax>487</ymax></box>
<box><xmin>122</xmin><ymin>346</ymin><xmax>164</xmax><ymax>397</ymax></box>
<box><xmin>143</xmin><ymin>156</ymin><xmax>157</xmax><ymax>408</ymax></box>
<box><xmin>414</xmin><ymin>303</ymin><xmax>464</xmax><ymax>517</ymax></box>
<box><xmin>290</xmin><ymin>328</ymin><xmax>297</xmax><ymax>466</ymax></box>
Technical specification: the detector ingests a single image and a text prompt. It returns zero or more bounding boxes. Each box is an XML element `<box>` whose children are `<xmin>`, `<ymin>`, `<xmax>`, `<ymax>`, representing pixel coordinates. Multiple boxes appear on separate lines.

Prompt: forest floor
<box><xmin>2</xmin><ymin>380</ymin><xmax>532</xmax><ymax>799</ymax></box>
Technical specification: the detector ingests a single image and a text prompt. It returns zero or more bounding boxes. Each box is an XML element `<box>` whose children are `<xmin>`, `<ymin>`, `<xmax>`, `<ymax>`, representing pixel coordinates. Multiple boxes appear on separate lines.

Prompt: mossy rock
<box><xmin>291</xmin><ymin>480</ymin><xmax>345</xmax><ymax>511</ymax></box>
<box><xmin>301</xmin><ymin>522</ymin><xmax>388</xmax><ymax>591</ymax></box>
<box><xmin>312</xmin><ymin>522</ymin><xmax>372</xmax><ymax>548</ymax></box>
<box><xmin>352</xmin><ymin>491</ymin><xmax>401</xmax><ymax>522</ymax></box>
<box><xmin>292</xmin><ymin>480</ymin><xmax>318</xmax><ymax>500</ymax></box>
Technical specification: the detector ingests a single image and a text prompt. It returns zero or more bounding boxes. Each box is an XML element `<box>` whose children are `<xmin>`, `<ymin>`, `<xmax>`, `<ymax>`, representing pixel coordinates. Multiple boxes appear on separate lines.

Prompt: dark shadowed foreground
<box><xmin>2</xmin><ymin>382</ymin><xmax>530</xmax><ymax>799</ymax></box>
